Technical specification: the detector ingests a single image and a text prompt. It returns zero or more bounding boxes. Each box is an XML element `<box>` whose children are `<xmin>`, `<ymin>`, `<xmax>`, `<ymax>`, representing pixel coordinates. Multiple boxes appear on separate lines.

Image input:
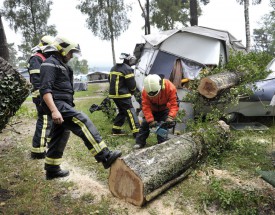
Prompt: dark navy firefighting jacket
<box><xmin>108</xmin><ymin>63</ymin><xmax>136</xmax><ymax>99</ymax></box>
<box><xmin>39</xmin><ymin>55</ymin><xmax>74</xmax><ymax>107</ymax></box>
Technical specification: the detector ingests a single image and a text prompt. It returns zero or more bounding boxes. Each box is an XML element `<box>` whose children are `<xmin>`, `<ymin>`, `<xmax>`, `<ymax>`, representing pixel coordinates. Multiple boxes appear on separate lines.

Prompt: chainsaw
<box><xmin>150</xmin><ymin>121</ymin><xmax>177</xmax><ymax>139</ymax></box>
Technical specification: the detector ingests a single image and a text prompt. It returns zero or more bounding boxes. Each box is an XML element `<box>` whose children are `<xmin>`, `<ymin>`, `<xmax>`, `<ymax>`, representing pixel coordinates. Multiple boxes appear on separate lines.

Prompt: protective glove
<box><xmin>166</xmin><ymin>116</ymin><xmax>174</xmax><ymax>122</ymax></box>
<box><xmin>165</xmin><ymin>116</ymin><xmax>175</xmax><ymax>128</ymax></box>
<box><xmin>149</xmin><ymin>121</ymin><xmax>158</xmax><ymax>128</ymax></box>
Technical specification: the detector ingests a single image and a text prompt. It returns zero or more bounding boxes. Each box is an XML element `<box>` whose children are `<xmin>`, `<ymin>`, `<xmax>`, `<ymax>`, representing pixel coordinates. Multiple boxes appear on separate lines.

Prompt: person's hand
<box><xmin>149</xmin><ymin>121</ymin><xmax>157</xmax><ymax>128</ymax></box>
<box><xmin>166</xmin><ymin>116</ymin><xmax>174</xmax><ymax>122</ymax></box>
<box><xmin>52</xmin><ymin>110</ymin><xmax>64</xmax><ymax>124</ymax></box>
<box><xmin>166</xmin><ymin>116</ymin><xmax>175</xmax><ymax>128</ymax></box>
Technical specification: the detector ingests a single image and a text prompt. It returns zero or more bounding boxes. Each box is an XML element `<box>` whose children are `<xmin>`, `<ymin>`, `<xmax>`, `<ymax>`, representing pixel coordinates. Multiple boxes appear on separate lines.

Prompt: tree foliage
<box><xmin>187</xmin><ymin>51</ymin><xmax>273</xmax><ymax>122</ymax></box>
<box><xmin>68</xmin><ymin>58</ymin><xmax>89</xmax><ymax>75</ymax></box>
<box><xmin>150</xmin><ymin>0</ymin><xmax>190</xmax><ymax>30</ymax></box>
<box><xmin>1</xmin><ymin>0</ymin><xmax>57</xmax><ymax>61</ymax></box>
<box><xmin>77</xmin><ymin>0</ymin><xmax>131</xmax><ymax>65</ymax></box>
<box><xmin>252</xmin><ymin>1</ymin><xmax>275</xmax><ymax>55</ymax></box>
<box><xmin>7</xmin><ymin>43</ymin><xmax>18</xmax><ymax>68</ymax></box>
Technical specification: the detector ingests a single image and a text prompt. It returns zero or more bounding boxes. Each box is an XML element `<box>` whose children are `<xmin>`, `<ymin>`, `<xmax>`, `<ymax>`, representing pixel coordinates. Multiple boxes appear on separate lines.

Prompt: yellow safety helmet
<box><xmin>38</xmin><ymin>35</ymin><xmax>54</xmax><ymax>47</ymax></box>
<box><xmin>53</xmin><ymin>35</ymin><xmax>81</xmax><ymax>57</ymax></box>
<box><xmin>143</xmin><ymin>74</ymin><xmax>162</xmax><ymax>97</ymax></box>
<box><xmin>31</xmin><ymin>35</ymin><xmax>54</xmax><ymax>52</ymax></box>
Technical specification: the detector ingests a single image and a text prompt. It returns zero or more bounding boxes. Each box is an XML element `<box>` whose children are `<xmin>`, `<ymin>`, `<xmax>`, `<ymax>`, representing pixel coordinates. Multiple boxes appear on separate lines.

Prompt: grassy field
<box><xmin>1</xmin><ymin>83</ymin><xmax>275</xmax><ymax>215</ymax></box>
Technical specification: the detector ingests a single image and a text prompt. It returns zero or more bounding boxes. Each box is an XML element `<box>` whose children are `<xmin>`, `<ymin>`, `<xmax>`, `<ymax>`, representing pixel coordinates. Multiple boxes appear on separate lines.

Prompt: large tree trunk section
<box><xmin>0</xmin><ymin>57</ymin><xmax>32</xmax><ymax>132</ymax></box>
<box><xmin>108</xmin><ymin>121</ymin><xmax>230</xmax><ymax>206</ymax></box>
<box><xmin>198</xmin><ymin>71</ymin><xmax>244</xmax><ymax>99</ymax></box>
<box><xmin>0</xmin><ymin>16</ymin><xmax>9</xmax><ymax>61</ymax></box>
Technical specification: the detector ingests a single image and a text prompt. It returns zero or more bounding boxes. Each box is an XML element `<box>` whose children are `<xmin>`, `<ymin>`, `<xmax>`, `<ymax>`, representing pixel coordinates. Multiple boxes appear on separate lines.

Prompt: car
<box><xmin>225</xmin><ymin>58</ymin><xmax>275</xmax><ymax>119</ymax></box>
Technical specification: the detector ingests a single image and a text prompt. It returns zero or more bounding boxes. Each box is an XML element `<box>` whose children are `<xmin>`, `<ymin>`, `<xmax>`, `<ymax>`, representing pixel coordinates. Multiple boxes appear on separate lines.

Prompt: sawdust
<box><xmin>60</xmin><ymin>160</ymin><xmax>189</xmax><ymax>215</ymax></box>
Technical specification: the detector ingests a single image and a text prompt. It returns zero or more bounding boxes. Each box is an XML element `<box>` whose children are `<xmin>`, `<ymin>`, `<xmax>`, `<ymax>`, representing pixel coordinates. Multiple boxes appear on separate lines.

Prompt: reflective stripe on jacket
<box><xmin>108</xmin><ymin>63</ymin><xmax>136</xmax><ymax>99</ymax></box>
<box><xmin>142</xmin><ymin>79</ymin><xmax>179</xmax><ymax>123</ymax></box>
<box><xmin>27</xmin><ymin>52</ymin><xmax>46</xmax><ymax>97</ymax></box>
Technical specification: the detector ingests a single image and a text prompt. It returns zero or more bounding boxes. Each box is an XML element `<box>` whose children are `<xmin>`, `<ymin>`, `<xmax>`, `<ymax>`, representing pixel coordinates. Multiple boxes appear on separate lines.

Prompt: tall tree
<box><xmin>236</xmin><ymin>0</ymin><xmax>262</xmax><ymax>52</ymax></box>
<box><xmin>252</xmin><ymin>1</ymin><xmax>275</xmax><ymax>55</ymax></box>
<box><xmin>190</xmin><ymin>0</ymin><xmax>209</xmax><ymax>26</ymax></box>
<box><xmin>150</xmin><ymin>0</ymin><xmax>190</xmax><ymax>30</ymax></box>
<box><xmin>137</xmin><ymin>0</ymin><xmax>151</xmax><ymax>35</ymax></box>
<box><xmin>1</xmin><ymin>0</ymin><xmax>57</xmax><ymax>61</ymax></box>
<box><xmin>77</xmin><ymin>0</ymin><xmax>131</xmax><ymax>66</ymax></box>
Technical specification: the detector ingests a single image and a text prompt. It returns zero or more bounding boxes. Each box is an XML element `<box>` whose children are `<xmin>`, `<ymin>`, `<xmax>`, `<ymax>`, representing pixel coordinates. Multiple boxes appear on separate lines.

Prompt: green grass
<box><xmin>1</xmin><ymin>83</ymin><xmax>275</xmax><ymax>214</ymax></box>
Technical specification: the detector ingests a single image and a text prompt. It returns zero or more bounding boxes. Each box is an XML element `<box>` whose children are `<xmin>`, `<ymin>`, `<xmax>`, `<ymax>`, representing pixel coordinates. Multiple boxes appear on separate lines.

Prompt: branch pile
<box><xmin>0</xmin><ymin>57</ymin><xmax>32</xmax><ymax>132</ymax></box>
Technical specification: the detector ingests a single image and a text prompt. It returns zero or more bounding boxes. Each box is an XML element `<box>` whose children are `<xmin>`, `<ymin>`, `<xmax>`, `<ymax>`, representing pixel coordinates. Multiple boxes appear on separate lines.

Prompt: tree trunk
<box><xmin>244</xmin><ymin>0</ymin><xmax>251</xmax><ymax>52</ymax></box>
<box><xmin>146</xmin><ymin>0</ymin><xmax>150</xmax><ymax>35</ymax></box>
<box><xmin>0</xmin><ymin>57</ymin><xmax>32</xmax><ymax>132</ymax></box>
<box><xmin>0</xmin><ymin>16</ymin><xmax>9</xmax><ymax>61</ymax></box>
<box><xmin>197</xmin><ymin>71</ymin><xmax>245</xmax><ymax>99</ymax></box>
<box><xmin>190</xmin><ymin>0</ymin><xmax>198</xmax><ymax>26</ymax></box>
<box><xmin>108</xmin><ymin>121</ymin><xmax>230</xmax><ymax>206</ymax></box>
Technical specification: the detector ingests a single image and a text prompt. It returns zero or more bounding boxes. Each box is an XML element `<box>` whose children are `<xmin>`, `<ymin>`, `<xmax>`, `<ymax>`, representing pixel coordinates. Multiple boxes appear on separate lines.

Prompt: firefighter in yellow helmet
<box><xmin>40</xmin><ymin>35</ymin><xmax>122</xmax><ymax>180</ymax></box>
<box><xmin>134</xmin><ymin>74</ymin><xmax>179</xmax><ymax>149</ymax></box>
<box><xmin>28</xmin><ymin>35</ymin><xmax>54</xmax><ymax>159</ymax></box>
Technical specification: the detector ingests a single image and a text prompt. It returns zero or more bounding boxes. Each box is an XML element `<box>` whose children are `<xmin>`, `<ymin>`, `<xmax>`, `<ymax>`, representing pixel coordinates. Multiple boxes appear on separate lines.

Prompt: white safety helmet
<box><xmin>143</xmin><ymin>74</ymin><xmax>162</xmax><ymax>97</ymax></box>
<box><xmin>31</xmin><ymin>35</ymin><xmax>54</xmax><ymax>52</ymax></box>
<box><xmin>53</xmin><ymin>35</ymin><xmax>81</xmax><ymax>57</ymax></box>
<box><xmin>116</xmin><ymin>53</ymin><xmax>136</xmax><ymax>66</ymax></box>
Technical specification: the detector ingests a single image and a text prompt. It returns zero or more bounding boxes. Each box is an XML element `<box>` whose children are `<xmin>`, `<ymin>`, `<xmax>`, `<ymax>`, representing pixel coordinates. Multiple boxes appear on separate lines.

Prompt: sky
<box><xmin>1</xmin><ymin>0</ymin><xmax>273</xmax><ymax>69</ymax></box>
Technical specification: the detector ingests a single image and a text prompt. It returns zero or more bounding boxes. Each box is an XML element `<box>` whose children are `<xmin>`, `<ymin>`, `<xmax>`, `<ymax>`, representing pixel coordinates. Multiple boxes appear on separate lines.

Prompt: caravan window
<box><xmin>137</xmin><ymin>49</ymin><xmax>155</xmax><ymax>73</ymax></box>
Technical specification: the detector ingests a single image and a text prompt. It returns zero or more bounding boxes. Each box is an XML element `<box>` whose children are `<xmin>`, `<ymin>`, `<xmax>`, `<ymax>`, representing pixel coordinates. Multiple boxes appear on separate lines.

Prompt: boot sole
<box><xmin>46</xmin><ymin>171</ymin><xmax>70</xmax><ymax>180</ymax></box>
<box><xmin>103</xmin><ymin>152</ymin><xmax>122</xmax><ymax>169</ymax></box>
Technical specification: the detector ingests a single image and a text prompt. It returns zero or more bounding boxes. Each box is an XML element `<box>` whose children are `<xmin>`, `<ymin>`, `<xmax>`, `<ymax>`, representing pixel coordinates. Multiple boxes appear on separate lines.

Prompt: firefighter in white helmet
<box><xmin>108</xmin><ymin>53</ymin><xmax>140</xmax><ymax>137</ymax></box>
<box><xmin>134</xmin><ymin>74</ymin><xmax>179</xmax><ymax>149</ymax></box>
<box><xmin>40</xmin><ymin>35</ymin><xmax>122</xmax><ymax>180</ymax></box>
<box><xmin>28</xmin><ymin>35</ymin><xmax>54</xmax><ymax>159</ymax></box>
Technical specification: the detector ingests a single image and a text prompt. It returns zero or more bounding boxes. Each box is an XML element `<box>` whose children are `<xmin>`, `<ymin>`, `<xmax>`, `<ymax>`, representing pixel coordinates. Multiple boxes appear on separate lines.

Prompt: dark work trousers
<box><xmin>32</xmin><ymin>100</ymin><xmax>52</xmax><ymax>154</ymax></box>
<box><xmin>45</xmin><ymin>100</ymin><xmax>107</xmax><ymax>171</ymax></box>
<box><xmin>112</xmin><ymin>98</ymin><xmax>140</xmax><ymax>134</ymax></box>
<box><xmin>136</xmin><ymin>109</ymin><xmax>169</xmax><ymax>146</ymax></box>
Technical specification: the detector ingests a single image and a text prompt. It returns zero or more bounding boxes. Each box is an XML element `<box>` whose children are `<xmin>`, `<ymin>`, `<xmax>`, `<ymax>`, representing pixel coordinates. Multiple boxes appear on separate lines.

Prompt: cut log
<box><xmin>108</xmin><ymin>121</ymin><xmax>230</xmax><ymax>206</ymax></box>
<box><xmin>198</xmin><ymin>71</ymin><xmax>244</xmax><ymax>99</ymax></box>
<box><xmin>0</xmin><ymin>57</ymin><xmax>32</xmax><ymax>132</ymax></box>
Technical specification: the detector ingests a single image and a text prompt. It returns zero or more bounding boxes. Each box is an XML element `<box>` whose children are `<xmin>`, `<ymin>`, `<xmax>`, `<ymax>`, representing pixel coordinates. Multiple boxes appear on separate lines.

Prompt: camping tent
<box><xmin>134</xmin><ymin>26</ymin><xmax>246</xmax><ymax>91</ymax></box>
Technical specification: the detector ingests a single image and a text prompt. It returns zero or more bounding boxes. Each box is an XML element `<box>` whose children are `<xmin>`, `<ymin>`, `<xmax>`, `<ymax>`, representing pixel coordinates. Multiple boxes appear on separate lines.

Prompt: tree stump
<box><xmin>108</xmin><ymin>121</ymin><xmax>230</xmax><ymax>206</ymax></box>
<box><xmin>198</xmin><ymin>71</ymin><xmax>243</xmax><ymax>98</ymax></box>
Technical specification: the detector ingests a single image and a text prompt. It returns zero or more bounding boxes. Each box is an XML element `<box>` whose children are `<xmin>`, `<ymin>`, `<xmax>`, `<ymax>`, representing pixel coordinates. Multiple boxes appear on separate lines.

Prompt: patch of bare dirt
<box><xmin>61</xmin><ymin>161</ymin><xmax>194</xmax><ymax>215</ymax></box>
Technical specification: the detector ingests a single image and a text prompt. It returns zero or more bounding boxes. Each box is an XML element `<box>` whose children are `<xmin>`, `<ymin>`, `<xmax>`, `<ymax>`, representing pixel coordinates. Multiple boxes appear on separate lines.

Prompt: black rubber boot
<box><xmin>46</xmin><ymin>169</ymin><xmax>70</xmax><ymax>180</ymax></box>
<box><xmin>95</xmin><ymin>148</ymin><xmax>122</xmax><ymax>169</ymax></box>
<box><xmin>31</xmin><ymin>152</ymin><xmax>45</xmax><ymax>159</ymax></box>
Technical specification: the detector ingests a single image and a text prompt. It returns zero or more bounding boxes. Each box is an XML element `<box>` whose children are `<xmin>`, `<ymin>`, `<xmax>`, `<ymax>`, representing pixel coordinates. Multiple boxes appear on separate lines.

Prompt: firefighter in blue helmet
<box><xmin>40</xmin><ymin>35</ymin><xmax>122</xmax><ymax>180</ymax></box>
<box><xmin>108</xmin><ymin>53</ymin><xmax>140</xmax><ymax>138</ymax></box>
<box><xmin>28</xmin><ymin>35</ymin><xmax>54</xmax><ymax>159</ymax></box>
